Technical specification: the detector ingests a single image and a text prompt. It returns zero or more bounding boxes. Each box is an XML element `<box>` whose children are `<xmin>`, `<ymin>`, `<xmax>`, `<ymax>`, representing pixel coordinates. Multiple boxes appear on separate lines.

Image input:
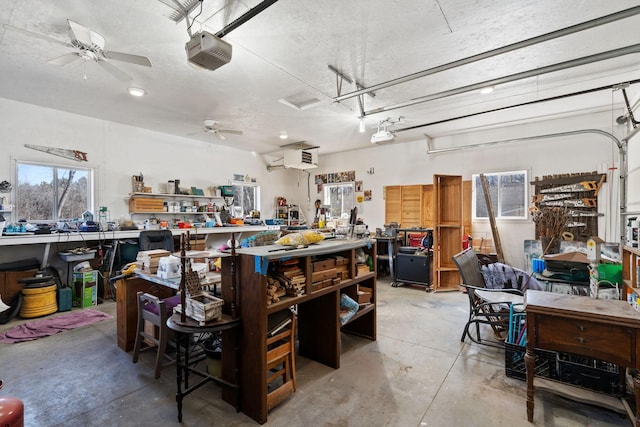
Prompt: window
<box><xmin>323</xmin><ymin>182</ymin><xmax>355</xmax><ymax>220</ymax></box>
<box><xmin>472</xmin><ymin>170</ymin><xmax>527</xmax><ymax>219</ymax></box>
<box><xmin>231</xmin><ymin>183</ymin><xmax>260</xmax><ymax>217</ymax></box>
<box><xmin>16</xmin><ymin>161</ymin><xmax>93</xmax><ymax>221</ymax></box>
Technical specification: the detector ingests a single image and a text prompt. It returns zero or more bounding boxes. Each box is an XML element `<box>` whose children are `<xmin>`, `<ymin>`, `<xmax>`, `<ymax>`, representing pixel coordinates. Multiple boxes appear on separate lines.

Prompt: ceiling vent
<box><xmin>283</xmin><ymin>149</ymin><xmax>318</xmax><ymax>169</ymax></box>
<box><xmin>185</xmin><ymin>31</ymin><xmax>232</xmax><ymax>71</ymax></box>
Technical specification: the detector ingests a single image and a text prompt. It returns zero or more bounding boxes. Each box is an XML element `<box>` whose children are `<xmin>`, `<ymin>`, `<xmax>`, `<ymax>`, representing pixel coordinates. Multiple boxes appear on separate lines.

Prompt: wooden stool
<box><xmin>266</xmin><ymin>310</ymin><xmax>296</xmax><ymax>411</ymax></box>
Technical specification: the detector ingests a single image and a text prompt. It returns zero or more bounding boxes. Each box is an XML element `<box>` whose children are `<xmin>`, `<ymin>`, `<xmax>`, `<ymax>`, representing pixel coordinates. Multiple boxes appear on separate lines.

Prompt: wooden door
<box><xmin>401</xmin><ymin>185</ymin><xmax>422</xmax><ymax>228</ymax></box>
<box><xmin>384</xmin><ymin>185</ymin><xmax>401</xmax><ymax>225</ymax></box>
<box><xmin>421</xmin><ymin>184</ymin><xmax>434</xmax><ymax>228</ymax></box>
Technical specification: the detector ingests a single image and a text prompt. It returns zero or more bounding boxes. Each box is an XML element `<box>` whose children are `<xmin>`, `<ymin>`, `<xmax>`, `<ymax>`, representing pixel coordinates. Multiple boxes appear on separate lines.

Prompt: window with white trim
<box><xmin>472</xmin><ymin>170</ymin><xmax>527</xmax><ymax>219</ymax></box>
<box><xmin>231</xmin><ymin>182</ymin><xmax>260</xmax><ymax>217</ymax></box>
<box><xmin>323</xmin><ymin>182</ymin><xmax>355</xmax><ymax>220</ymax></box>
<box><xmin>16</xmin><ymin>161</ymin><xmax>93</xmax><ymax>221</ymax></box>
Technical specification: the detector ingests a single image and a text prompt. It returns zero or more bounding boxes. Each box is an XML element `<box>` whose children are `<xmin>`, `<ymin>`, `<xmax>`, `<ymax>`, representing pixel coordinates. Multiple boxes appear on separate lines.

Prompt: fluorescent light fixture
<box><xmin>479</xmin><ymin>86</ymin><xmax>494</xmax><ymax>95</ymax></box>
<box><xmin>279</xmin><ymin>131</ymin><xmax>288</xmax><ymax>139</ymax></box>
<box><xmin>359</xmin><ymin>119</ymin><xmax>365</xmax><ymax>133</ymax></box>
<box><xmin>128</xmin><ymin>87</ymin><xmax>146</xmax><ymax>97</ymax></box>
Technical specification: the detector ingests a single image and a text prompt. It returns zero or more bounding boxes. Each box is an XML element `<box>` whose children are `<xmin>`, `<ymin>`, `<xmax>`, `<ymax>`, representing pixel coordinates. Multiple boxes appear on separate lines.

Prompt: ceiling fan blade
<box><xmin>47</xmin><ymin>52</ymin><xmax>81</xmax><ymax>66</ymax></box>
<box><xmin>96</xmin><ymin>59</ymin><xmax>132</xmax><ymax>81</ymax></box>
<box><xmin>102</xmin><ymin>50</ymin><xmax>152</xmax><ymax>67</ymax></box>
<box><xmin>216</xmin><ymin>132</ymin><xmax>226</xmax><ymax>141</ymax></box>
<box><xmin>218</xmin><ymin>129</ymin><xmax>243</xmax><ymax>135</ymax></box>
<box><xmin>2</xmin><ymin>24</ymin><xmax>72</xmax><ymax>48</ymax></box>
<box><xmin>67</xmin><ymin>20</ymin><xmax>94</xmax><ymax>47</ymax></box>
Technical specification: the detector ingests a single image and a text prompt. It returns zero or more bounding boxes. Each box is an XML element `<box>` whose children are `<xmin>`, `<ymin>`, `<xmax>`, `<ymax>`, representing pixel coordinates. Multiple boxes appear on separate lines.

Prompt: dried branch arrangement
<box><xmin>532</xmin><ymin>207</ymin><xmax>569</xmax><ymax>239</ymax></box>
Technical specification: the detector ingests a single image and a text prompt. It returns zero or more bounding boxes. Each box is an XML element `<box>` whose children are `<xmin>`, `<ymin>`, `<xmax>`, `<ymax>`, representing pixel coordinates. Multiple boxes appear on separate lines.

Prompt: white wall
<box><xmin>1</xmin><ymin>97</ymin><xmax>635</xmax><ymax>270</ymax></box>
<box><xmin>0</xmin><ymin>98</ymin><xmax>295</xmax><ymax>223</ymax></box>
<box><xmin>299</xmin><ymin>110</ymin><xmax>630</xmax><ymax>269</ymax></box>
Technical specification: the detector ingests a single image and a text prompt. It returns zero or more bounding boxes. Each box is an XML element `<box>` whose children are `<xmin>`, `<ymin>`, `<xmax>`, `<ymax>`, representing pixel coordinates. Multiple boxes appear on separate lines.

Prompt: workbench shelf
<box><xmin>220</xmin><ymin>239</ymin><xmax>377</xmax><ymax>424</ymax></box>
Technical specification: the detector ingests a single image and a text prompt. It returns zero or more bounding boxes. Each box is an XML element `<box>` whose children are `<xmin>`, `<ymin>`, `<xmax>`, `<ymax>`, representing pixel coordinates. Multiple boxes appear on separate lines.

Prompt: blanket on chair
<box><xmin>481</xmin><ymin>262</ymin><xmax>543</xmax><ymax>292</ymax></box>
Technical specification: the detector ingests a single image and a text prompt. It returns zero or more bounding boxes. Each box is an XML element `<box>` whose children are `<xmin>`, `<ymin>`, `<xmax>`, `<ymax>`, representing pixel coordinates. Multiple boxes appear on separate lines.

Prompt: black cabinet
<box><xmin>395</xmin><ymin>252</ymin><xmax>432</xmax><ymax>290</ymax></box>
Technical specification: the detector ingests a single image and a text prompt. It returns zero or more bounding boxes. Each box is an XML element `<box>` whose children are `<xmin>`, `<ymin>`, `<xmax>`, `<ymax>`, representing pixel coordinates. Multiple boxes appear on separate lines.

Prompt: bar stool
<box><xmin>132</xmin><ymin>292</ymin><xmax>180</xmax><ymax>379</ymax></box>
<box><xmin>266</xmin><ymin>309</ymin><xmax>296</xmax><ymax>412</ymax></box>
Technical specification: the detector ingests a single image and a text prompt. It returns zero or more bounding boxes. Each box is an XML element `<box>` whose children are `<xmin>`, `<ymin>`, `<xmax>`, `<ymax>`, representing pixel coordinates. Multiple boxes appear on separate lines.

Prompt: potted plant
<box><xmin>532</xmin><ymin>207</ymin><xmax>569</xmax><ymax>254</ymax></box>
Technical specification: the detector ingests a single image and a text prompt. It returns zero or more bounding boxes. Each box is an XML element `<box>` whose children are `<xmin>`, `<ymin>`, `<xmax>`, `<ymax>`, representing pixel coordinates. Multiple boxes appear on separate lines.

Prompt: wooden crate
<box><xmin>129</xmin><ymin>197</ymin><xmax>165</xmax><ymax>212</ymax></box>
<box><xmin>184</xmin><ymin>292</ymin><xmax>223</xmax><ymax>324</ymax></box>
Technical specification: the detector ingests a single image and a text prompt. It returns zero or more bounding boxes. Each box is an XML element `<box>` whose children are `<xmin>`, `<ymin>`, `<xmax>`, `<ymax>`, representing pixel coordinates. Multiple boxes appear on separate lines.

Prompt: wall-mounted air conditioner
<box><xmin>283</xmin><ymin>149</ymin><xmax>318</xmax><ymax>170</ymax></box>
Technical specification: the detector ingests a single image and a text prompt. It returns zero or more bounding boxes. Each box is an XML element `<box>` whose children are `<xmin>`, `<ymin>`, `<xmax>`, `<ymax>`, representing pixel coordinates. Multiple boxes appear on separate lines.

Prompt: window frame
<box><xmin>15</xmin><ymin>160</ymin><xmax>94</xmax><ymax>222</ymax></box>
<box><xmin>472</xmin><ymin>170</ymin><xmax>528</xmax><ymax>220</ymax></box>
<box><xmin>323</xmin><ymin>182</ymin><xmax>356</xmax><ymax>220</ymax></box>
<box><xmin>230</xmin><ymin>181</ymin><xmax>261</xmax><ymax>217</ymax></box>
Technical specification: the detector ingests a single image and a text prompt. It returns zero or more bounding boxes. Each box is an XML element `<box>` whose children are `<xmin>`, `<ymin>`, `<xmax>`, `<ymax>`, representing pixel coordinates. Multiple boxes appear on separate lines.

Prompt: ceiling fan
<box><xmin>196</xmin><ymin>119</ymin><xmax>244</xmax><ymax>140</ymax></box>
<box><xmin>3</xmin><ymin>19</ymin><xmax>151</xmax><ymax>81</ymax></box>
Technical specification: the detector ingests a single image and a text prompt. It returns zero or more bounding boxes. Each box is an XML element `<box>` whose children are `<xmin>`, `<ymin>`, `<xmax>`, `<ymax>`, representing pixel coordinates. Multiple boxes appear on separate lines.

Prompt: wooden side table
<box><xmin>525</xmin><ymin>290</ymin><xmax>640</xmax><ymax>425</ymax></box>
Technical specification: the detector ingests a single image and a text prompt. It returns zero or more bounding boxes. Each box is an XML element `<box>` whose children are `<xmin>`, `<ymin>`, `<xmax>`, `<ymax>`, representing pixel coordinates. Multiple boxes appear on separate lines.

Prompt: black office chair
<box><xmin>139</xmin><ymin>230</ymin><xmax>174</xmax><ymax>252</ymax></box>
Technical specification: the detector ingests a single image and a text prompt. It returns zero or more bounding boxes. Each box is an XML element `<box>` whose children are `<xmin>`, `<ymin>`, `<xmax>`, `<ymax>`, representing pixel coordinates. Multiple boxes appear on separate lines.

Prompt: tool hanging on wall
<box><xmin>24</xmin><ymin>144</ymin><xmax>88</xmax><ymax>162</ymax></box>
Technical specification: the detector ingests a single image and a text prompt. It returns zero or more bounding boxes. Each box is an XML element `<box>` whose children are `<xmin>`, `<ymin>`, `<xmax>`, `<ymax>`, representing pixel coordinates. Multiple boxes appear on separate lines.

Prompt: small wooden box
<box><xmin>356</xmin><ymin>264</ymin><xmax>370</xmax><ymax>277</ymax></box>
<box><xmin>311</xmin><ymin>268</ymin><xmax>337</xmax><ymax>282</ymax></box>
<box><xmin>185</xmin><ymin>292</ymin><xmax>223</xmax><ymax>323</ymax></box>
<box><xmin>312</xmin><ymin>259</ymin><xmax>336</xmax><ymax>272</ymax></box>
<box><xmin>357</xmin><ymin>286</ymin><xmax>372</xmax><ymax>304</ymax></box>
<box><xmin>129</xmin><ymin>197</ymin><xmax>165</xmax><ymax>212</ymax></box>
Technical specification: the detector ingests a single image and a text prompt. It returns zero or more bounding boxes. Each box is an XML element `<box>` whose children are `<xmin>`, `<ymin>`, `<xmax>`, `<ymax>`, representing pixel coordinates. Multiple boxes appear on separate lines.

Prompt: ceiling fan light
<box><xmin>128</xmin><ymin>87</ymin><xmax>146</xmax><ymax>97</ymax></box>
<box><xmin>279</xmin><ymin>131</ymin><xmax>288</xmax><ymax>139</ymax></box>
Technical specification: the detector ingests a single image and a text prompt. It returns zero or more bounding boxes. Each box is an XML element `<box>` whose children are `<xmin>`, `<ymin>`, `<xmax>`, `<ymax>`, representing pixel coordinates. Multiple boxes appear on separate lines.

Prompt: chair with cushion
<box><xmin>452</xmin><ymin>248</ymin><xmax>524</xmax><ymax>348</ymax></box>
<box><xmin>139</xmin><ymin>230</ymin><xmax>174</xmax><ymax>252</ymax></box>
<box><xmin>266</xmin><ymin>308</ymin><xmax>297</xmax><ymax>412</ymax></box>
<box><xmin>132</xmin><ymin>291</ymin><xmax>180</xmax><ymax>378</ymax></box>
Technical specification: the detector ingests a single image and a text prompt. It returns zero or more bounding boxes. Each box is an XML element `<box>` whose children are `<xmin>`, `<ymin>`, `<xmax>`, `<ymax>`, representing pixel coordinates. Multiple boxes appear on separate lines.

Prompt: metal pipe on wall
<box><xmin>334</xmin><ymin>5</ymin><xmax>640</xmax><ymax>102</ymax></box>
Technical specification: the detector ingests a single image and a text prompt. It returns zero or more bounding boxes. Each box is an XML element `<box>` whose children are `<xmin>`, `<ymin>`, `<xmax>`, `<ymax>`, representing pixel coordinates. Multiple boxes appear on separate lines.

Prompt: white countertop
<box><xmin>0</xmin><ymin>225</ymin><xmax>277</xmax><ymax>246</ymax></box>
<box><xmin>236</xmin><ymin>238</ymin><xmax>375</xmax><ymax>260</ymax></box>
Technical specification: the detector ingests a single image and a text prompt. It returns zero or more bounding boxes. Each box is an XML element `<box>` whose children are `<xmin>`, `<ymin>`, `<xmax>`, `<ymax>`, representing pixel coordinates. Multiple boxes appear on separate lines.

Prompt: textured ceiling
<box><xmin>1</xmin><ymin>0</ymin><xmax>639</xmax><ymax>155</ymax></box>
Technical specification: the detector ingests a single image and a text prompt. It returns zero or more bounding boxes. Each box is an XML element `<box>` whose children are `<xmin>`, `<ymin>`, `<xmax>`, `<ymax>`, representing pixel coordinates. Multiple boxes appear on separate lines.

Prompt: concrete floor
<box><xmin>0</xmin><ymin>276</ymin><xmax>632</xmax><ymax>427</ymax></box>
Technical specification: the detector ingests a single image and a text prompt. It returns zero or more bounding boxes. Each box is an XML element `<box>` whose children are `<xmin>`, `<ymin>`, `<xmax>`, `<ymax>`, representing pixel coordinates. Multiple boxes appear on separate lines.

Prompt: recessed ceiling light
<box><xmin>128</xmin><ymin>87</ymin><xmax>146</xmax><ymax>97</ymax></box>
<box><xmin>279</xmin><ymin>131</ymin><xmax>288</xmax><ymax>139</ymax></box>
<box><xmin>479</xmin><ymin>86</ymin><xmax>494</xmax><ymax>95</ymax></box>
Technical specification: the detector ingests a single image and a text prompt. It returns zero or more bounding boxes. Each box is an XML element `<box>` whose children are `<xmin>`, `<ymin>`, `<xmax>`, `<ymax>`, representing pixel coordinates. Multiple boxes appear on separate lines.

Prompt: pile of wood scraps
<box><xmin>269</xmin><ymin>259</ymin><xmax>306</xmax><ymax>299</ymax></box>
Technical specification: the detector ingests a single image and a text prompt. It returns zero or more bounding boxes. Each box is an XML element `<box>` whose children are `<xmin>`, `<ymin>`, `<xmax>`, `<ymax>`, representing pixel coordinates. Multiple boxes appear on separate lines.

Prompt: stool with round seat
<box><xmin>0</xmin><ymin>383</ymin><xmax>24</xmax><ymax>427</ymax></box>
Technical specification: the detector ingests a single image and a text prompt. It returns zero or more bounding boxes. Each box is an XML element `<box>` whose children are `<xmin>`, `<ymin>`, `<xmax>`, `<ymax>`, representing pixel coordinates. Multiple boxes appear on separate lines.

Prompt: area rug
<box><xmin>0</xmin><ymin>309</ymin><xmax>112</xmax><ymax>343</ymax></box>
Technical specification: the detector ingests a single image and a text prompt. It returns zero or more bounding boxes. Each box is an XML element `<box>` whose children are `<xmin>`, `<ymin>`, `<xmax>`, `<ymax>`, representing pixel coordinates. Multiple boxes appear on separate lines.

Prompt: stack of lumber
<box><xmin>270</xmin><ymin>259</ymin><xmax>306</xmax><ymax>297</ymax></box>
<box><xmin>136</xmin><ymin>249</ymin><xmax>171</xmax><ymax>274</ymax></box>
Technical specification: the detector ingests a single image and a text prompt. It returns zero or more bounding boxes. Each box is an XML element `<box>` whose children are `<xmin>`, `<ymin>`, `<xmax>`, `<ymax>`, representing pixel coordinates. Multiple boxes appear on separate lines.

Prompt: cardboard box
<box><xmin>73</xmin><ymin>270</ymin><xmax>98</xmax><ymax>308</ymax></box>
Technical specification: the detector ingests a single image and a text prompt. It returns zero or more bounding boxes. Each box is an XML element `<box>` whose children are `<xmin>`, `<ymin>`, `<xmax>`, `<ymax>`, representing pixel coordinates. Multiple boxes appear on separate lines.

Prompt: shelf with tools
<box><xmin>530</xmin><ymin>172</ymin><xmax>606</xmax><ymax>242</ymax></box>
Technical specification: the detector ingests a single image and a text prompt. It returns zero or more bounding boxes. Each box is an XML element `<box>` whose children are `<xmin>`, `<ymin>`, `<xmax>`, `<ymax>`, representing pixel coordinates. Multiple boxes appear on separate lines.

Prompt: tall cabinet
<box><xmin>433</xmin><ymin>175</ymin><xmax>463</xmax><ymax>291</ymax></box>
<box><xmin>384</xmin><ymin>179</ymin><xmax>467</xmax><ymax>291</ymax></box>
